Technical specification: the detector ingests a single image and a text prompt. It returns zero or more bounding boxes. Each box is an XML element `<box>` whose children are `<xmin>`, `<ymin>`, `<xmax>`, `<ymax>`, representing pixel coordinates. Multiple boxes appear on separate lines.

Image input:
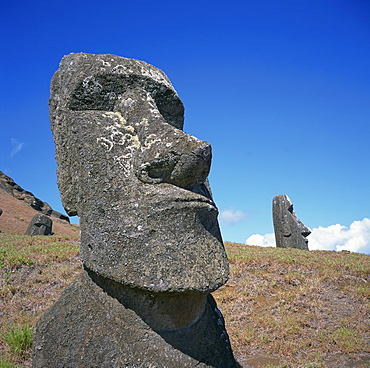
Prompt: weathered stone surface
<box><xmin>25</xmin><ymin>214</ymin><xmax>53</xmax><ymax>236</ymax></box>
<box><xmin>49</xmin><ymin>53</ymin><xmax>228</xmax><ymax>293</ymax></box>
<box><xmin>33</xmin><ymin>53</ymin><xmax>236</xmax><ymax>367</ymax></box>
<box><xmin>33</xmin><ymin>268</ymin><xmax>236</xmax><ymax>368</ymax></box>
<box><xmin>273</xmin><ymin>195</ymin><xmax>311</xmax><ymax>250</ymax></box>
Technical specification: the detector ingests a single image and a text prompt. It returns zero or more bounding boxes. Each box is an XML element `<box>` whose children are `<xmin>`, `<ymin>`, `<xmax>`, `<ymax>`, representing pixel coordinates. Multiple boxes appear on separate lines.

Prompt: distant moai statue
<box><xmin>33</xmin><ymin>53</ymin><xmax>237</xmax><ymax>367</ymax></box>
<box><xmin>273</xmin><ymin>195</ymin><xmax>311</xmax><ymax>250</ymax></box>
<box><xmin>25</xmin><ymin>214</ymin><xmax>53</xmax><ymax>236</ymax></box>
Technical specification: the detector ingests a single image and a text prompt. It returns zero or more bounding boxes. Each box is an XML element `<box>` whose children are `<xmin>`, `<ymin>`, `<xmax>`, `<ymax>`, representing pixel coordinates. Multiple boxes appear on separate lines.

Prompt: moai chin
<box><xmin>33</xmin><ymin>53</ymin><xmax>237</xmax><ymax>367</ymax></box>
<box><xmin>273</xmin><ymin>194</ymin><xmax>311</xmax><ymax>250</ymax></box>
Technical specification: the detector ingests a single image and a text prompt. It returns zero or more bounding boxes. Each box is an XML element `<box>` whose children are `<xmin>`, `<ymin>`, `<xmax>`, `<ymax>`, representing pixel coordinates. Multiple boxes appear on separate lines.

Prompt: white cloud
<box><xmin>246</xmin><ymin>233</ymin><xmax>276</xmax><ymax>247</ymax></box>
<box><xmin>219</xmin><ymin>208</ymin><xmax>247</xmax><ymax>227</ymax></box>
<box><xmin>245</xmin><ymin>218</ymin><xmax>370</xmax><ymax>255</ymax></box>
<box><xmin>309</xmin><ymin>218</ymin><xmax>370</xmax><ymax>254</ymax></box>
<box><xmin>10</xmin><ymin>139</ymin><xmax>24</xmax><ymax>157</ymax></box>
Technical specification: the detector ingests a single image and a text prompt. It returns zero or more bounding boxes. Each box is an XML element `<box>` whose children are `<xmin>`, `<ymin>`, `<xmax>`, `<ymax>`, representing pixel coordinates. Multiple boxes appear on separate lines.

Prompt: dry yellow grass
<box><xmin>1</xmin><ymin>237</ymin><xmax>369</xmax><ymax>367</ymax></box>
<box><xmin>213</xmin><ymin>242</ymin><xmax>370</xmax><ymax>367</ymax></box>
<box><xmin>0</xmin><ymin>234</ymin><xmax>81</xmax><ymax>367</ymax></box>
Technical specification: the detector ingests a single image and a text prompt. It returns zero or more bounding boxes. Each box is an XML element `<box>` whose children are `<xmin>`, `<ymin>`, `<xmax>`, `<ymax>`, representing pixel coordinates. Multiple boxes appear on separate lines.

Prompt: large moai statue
<box><xmin>33</xmin><ymin>53</ymin><xmax>237</xmax><ymax>367</ymax></box>
<box><xmin>273</xmin><ymin>194</ymin><xmax>311</xmax><ymax>250</ymax></box>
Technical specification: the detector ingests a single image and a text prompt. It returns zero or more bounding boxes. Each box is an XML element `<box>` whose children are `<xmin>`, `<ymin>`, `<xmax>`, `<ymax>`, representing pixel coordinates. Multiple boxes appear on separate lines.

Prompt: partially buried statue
<box><xmin>25</xmin><ymin>214</ymin><xmax>53</xmax><ymax>236</ymax></box>
<box><xmin>33</xmin><ymin>53</ymin><xmax>237</xmax><ymax>367</ymax></box>
<box><xmin>273</xmin><ymin>194</ymin><xmax>311</xmax><ymax>250</ymax></box>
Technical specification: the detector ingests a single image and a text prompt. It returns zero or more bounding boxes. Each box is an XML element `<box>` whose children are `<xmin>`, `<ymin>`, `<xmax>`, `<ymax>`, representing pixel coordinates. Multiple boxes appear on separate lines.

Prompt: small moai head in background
<box><xmin>50</xmin><ymin>53</ymin><xmax>229</xmax><ymax>294</ymax></box>
<box><xmin>25</xmin><ymin>214</ymin><xmax>53</xmax><ymax>236</ymax></box>
<box><xmin>272</xmin><ymin>194</ymin><xmax>311</xmax><ymax>250</ymax></box>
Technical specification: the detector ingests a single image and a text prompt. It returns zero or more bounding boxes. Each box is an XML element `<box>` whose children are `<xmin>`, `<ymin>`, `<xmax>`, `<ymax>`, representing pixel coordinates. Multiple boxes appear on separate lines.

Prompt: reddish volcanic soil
<box><xmin>0</xmin><ymin>189</ymin><xmax>79</xmax><ymax>236</ymax></box>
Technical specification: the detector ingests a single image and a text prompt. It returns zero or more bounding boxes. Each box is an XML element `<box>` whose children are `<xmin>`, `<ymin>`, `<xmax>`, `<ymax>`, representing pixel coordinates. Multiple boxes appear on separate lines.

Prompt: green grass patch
<box><xmin>0</xmin><ymin>234</ymin><xmax>80</xmax><ymax>267</ymax></box>
<box><xmin>0</xmin><ymin>357</ymin><xmax>18</xmax><ymax>368</ymax></box>
<box><xmin>0</xmin><ymin>233</ymin><xmax>82</xmax><ymax>367</ymax></box>
<box><xmin>3</xmin><ymin>324</ymin><xmax>33</xmax><ymax>358</ymax></box>
<box><xmin>332</xmin><ymin>327</ymin><xmax>366</xmax><ymax>353</ymax></box>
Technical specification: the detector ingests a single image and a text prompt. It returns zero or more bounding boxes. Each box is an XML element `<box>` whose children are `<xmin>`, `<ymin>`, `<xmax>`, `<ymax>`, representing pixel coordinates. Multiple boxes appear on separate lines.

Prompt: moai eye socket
<box><xmin>152</xmin><ymin>90</ymin><xmax>184</xmax><ymax>130</ymax></box>
<box><xmin>68</xmin><ymin>74</ymin><xmax>184</xmax><ymax>132</ymax></box>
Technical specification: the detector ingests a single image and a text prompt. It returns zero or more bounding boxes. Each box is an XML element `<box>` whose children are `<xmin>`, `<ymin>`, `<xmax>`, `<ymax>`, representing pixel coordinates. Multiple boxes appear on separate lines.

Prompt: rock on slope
<box><xmin>0</xmin><ymin>171</ymin><xmax>79</xmax><ymax>236</ymax></box>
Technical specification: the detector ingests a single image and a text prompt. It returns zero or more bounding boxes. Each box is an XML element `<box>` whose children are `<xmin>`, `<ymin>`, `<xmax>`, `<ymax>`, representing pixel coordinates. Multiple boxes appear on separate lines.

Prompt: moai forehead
<box><xmin>273</xmin><ymin>194</ymin><xmax>311</xmax><ymax>250</ymax></box>
<box><xmin>50</xmin><ymin>53</ymin><xmax>229</xmax><ymax>293</ymax></box>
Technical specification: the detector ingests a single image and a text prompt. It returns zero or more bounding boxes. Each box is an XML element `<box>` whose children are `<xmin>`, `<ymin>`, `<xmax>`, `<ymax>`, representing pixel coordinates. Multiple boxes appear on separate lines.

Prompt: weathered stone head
<box><xmin>50</xmin><ymin>53</ymin><xmax>229</xmax><ymax>293</ymax></box>
<box><xmin>25</xmin><ymin>214</ymin><xmax>53</xmax><ymax>236</ymax></box>
<box><xmin>272</xmin><ymin>194</ymin><xmax>311</xmax><ymax>250</ymax></box>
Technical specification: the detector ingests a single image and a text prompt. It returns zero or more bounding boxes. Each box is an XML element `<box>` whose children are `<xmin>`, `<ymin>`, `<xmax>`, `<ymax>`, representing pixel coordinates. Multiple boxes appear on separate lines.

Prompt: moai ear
<box><xmin>49</xmin><ymin>67</ymin><xmax>79</xmax><ymax>216</ymax></box>
<box><xmin>273</xmin><ymin>195</ymin><xmax>293</xmax><ymax>238</ymax></box>
<box><xmin>56</xmin><ymin>160</ymin><xmax>78</xmax><ymax>217</ymax></box>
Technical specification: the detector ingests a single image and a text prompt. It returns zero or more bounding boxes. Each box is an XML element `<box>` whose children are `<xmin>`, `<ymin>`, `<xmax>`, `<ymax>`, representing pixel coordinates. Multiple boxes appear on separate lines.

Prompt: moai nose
<box><xmin>168</xmin><ymin>139</ymin><xmax>212</xmax><ymax>187</ymax></box>
<box><xmin>136</xmin><ymin>134</ymin><xmax>212</xmax><ymax>188</ymax></box>
<box><xmin>301</xmin><ymin>228</ymin><xmax>311</xmax><ymax>237</ymax></box>
<box><xmin>298</xmin><ymin>220</ymin><xmax>311</xmax><ymax>238</ymax></box>
<box><xmin>114</xmin><ymin>87</ymin><xmax>211</xmax><ymax>188</ymax></box>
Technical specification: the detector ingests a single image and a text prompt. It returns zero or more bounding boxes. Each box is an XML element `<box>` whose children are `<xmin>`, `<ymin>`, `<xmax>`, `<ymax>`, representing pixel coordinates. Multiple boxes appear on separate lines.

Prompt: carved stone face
<box><xmin>50</xmin><ymin>53</ymin><xmax>229</xmax><ymax>293</ymax></box>
<box><xmin>272</xmin><ymin>194</ymin><xmax>311</xmax><ymax>250</ymax></box>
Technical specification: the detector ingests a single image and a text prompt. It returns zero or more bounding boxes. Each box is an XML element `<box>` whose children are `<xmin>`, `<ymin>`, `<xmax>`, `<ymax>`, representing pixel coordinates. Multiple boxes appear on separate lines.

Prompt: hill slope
<box><xmin>215</xmin><ymin>243</ymin><xmax>370</xmax><ymax>367</ymax></box>
<box><xmin>0</xmin><ymin>189</ymin><xmax>79</xmax><ymax>236</ymax></box>
<box><xmin>1</xmin><ymin>237</ymin><xmax>369</xmax><ymax>367</ymax></box>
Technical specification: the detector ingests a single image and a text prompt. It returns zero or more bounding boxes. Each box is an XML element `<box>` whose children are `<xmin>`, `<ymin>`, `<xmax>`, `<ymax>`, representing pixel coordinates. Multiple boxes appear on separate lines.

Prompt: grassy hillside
<box><xmin>215</xmin><ymin>243</ymin><xmax>370</xmax><ymax>367</ymax></box>
<box><xmin>0</xmin><ymin>235</ymin><xmax>369</xmax><ymax>367</ymax></box>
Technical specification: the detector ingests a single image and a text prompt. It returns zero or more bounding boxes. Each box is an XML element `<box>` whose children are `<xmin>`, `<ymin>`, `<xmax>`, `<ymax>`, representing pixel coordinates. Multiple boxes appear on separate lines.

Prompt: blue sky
<box><xmin>1</xmin><ymin>0</ymin><xmax>370</xmax><ymax>253</ymax></box>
